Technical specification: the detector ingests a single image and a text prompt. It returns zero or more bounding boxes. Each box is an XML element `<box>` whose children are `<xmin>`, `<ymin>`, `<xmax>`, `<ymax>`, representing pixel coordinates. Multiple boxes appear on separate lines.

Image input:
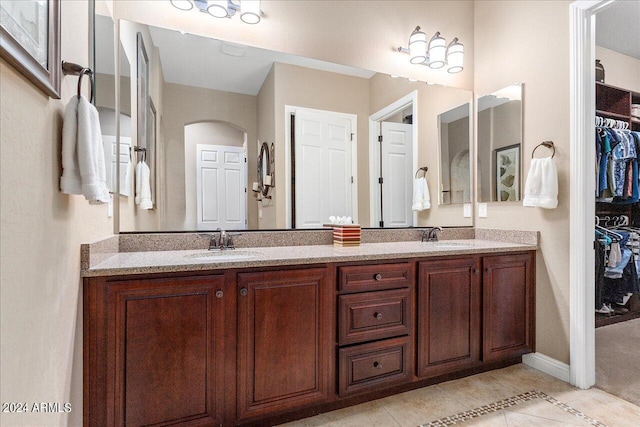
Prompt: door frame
<box><xmin>195</xmin><ymin>143</ymin><xmax>247</xmax><ymax>230</ymax></box>
<box><xmin>369</xmin><ymin>91</ymin><xmax>419</xmax><ymax>228</ymax></box>
<box><xmin>569</xmin><ymin>0</ymin><xmax>615</xmax><ymax>389</ymax></box>
<box><xmin>284</xmin><ymin>105</ymin><xmax>358</xmax><ymax>229</ymax></box>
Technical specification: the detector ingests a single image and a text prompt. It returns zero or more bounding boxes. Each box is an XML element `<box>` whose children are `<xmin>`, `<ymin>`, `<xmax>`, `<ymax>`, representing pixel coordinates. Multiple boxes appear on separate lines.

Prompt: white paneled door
<box><xmin>380</xmin><ymin>122</ymin><xmax>413</xmax><ymax>227</ymax></box>
<box><xmin>295</xmin><ymin>109</ymin><xmax>353</xmax><ymax>228</ymax></box>
<box><xmin>196</xmin><ymin>144</ymin><xmax>246</xmax><ymax>230</ymax></box>
<box><xmin>103</xmin><ymin>135</ymin><xmax>132</xmax><ymax>196</ymax></box>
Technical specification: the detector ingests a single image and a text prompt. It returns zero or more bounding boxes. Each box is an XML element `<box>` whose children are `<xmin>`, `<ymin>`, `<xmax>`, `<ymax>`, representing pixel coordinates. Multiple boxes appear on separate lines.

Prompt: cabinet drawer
<box><xmin>338</xmin><ymin>263</ymin><xmax>413</xmax><ymax>293</ymax></box>
<box><xmin>338</xmin><ymin>337</ymin><xmax>412</xmax><ymax>397</ymax></box>
<box><xmin>339</xmin><ymin>288</ymin><xmax>411</xmax><ymax>345</ymax></box>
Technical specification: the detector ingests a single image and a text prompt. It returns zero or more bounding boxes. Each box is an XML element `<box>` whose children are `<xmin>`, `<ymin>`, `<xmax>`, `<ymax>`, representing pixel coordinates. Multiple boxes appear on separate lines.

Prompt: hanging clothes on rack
<box><xmin>595</xmin><ymin>124</ymin><xmax>640</xmax><ymax>204</ymax></box>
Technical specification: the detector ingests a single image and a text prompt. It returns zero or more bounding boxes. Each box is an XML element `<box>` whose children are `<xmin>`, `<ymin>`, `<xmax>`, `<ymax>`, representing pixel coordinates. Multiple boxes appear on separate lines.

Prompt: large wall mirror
<box><xmin>438</xmin><ymin>102</ymin><xmax>472</xmax><ymax>205</ymax></box>
<box><xmin>94</xmin><ymin>14</ymin><xmax>474</xmax><ymax>232</ymax></box>
<box><xmin>477</xmin><ymin>84</ymin><xmax>523</xmax><ymax>203</ymax></box>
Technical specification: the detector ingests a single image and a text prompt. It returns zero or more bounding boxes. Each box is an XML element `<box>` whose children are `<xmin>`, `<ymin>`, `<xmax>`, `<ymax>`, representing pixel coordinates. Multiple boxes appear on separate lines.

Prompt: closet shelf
<box><xmin>596</xmin><ymin>110</ymin><xmax>630</xmax><ymax>121</ymax></box>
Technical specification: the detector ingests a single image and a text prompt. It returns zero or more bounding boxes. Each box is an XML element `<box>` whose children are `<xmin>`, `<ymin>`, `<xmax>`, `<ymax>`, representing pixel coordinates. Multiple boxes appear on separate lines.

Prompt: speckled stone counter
<box><xmin>82</xmin><ymin>239</ymin><xmax>537</xmax><ymax>277</ymax></box>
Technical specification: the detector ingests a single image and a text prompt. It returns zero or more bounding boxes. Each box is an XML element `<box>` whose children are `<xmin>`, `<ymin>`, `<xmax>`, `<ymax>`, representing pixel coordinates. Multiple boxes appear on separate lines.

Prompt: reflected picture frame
<box><xmin>0</xmin><ymin>0</ymin><xmax>60</xmax><ymax>98</ymax></box>
<box><xmin>495</xmin><ymin>144</ymin><xmax>520</xmax><ymax>202</ymax></box>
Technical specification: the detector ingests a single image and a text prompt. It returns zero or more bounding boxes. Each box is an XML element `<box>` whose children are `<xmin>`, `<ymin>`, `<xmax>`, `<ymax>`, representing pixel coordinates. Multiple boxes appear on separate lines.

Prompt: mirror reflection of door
<box><xmin>293</xmin><ymin>108</ymin><xmax>355</xmax><ymax>228</ymax></box>
<box><xmin>380</xmin><ymin>121</ymin><xmax>413</xmax><ymax>227</ymax></box>
<box><xmin>187</xmin><ymin>122</ymin><xmax>247</xmax><ymax>230</ymax></box>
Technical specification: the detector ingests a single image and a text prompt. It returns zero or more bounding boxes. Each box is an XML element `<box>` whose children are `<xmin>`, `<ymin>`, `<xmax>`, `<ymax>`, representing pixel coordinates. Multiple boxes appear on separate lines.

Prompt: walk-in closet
<box><xmin>593</xmin><ymin>0</ymin><xmax>640</xmax><ymax>408</ymax></box>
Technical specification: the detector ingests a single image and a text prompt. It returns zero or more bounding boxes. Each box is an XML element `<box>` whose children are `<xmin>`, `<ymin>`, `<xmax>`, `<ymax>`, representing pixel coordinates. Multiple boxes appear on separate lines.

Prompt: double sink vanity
<box><xmin>81</xmin><ymin>228</ymin><xmax>536</xmax><ymax>426</ymax></box>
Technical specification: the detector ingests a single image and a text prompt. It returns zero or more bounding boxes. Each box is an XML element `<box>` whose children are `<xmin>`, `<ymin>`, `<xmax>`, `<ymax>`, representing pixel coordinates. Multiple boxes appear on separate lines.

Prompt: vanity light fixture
<box><xmin>170</xmin><ymin>0</ymin><xmax>264</xmax><ymax>24</ymax></box>
<box><xmin>398</xmin><ymin>26</ymin><xmax>464</xmax><ymax>74</ymax></box>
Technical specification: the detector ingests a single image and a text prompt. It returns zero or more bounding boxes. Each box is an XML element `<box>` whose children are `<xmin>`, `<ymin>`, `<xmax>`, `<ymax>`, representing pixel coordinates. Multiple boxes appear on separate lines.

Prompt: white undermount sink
<box><xmin>424</xmin><ymin>241</ymin><xmax>475</xmax><ymax>248</ymax></box>
<box><xmin>185</xmin><ymin>250</ymin><xmax>261</xmax><ymax>261</ymax></box>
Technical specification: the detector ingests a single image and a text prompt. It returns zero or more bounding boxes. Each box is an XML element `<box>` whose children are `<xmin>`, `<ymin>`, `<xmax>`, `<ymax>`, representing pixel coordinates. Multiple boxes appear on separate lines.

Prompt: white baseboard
<box><xmin>522</xmin><ymin>352</ymin><xmax>571</xmax><ymax>383</ymax></box>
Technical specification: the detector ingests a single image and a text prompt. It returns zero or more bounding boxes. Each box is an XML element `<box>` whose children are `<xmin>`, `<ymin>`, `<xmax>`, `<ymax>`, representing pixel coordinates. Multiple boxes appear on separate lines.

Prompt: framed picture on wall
<box><xmin>0</xmin><ymin>0</ymin><xmax>60</xmax><ymax>98</ymax></box>
<box><xmin>136</xmin><ymin>32</ymin><xmax>149</xmax><ymax>152</ymax></box>
<box><xmin>495</xmin><ymin>144</ymin><xmax>520</xmax><ymax>202</ymax></box>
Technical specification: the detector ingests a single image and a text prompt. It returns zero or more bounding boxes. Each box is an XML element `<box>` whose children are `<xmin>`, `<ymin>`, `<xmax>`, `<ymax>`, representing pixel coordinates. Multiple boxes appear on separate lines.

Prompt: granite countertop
<box><xmin>82</xmin><ymin>239</ymin><xmax>536</xmax><ymax>278</ymax></box>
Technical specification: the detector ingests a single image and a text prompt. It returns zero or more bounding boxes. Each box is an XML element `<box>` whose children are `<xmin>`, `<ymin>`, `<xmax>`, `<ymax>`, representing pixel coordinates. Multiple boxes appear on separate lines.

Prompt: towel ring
<box><xmin>62</xmin><ymin>61</ymin><xmax>94</xmax><ymax>103</ymax></box>
<box><xmin>76</xmin><ymin>68</ymin><xmax>94</xmax><ymax>103</ymax></box>
<box><xmin>532</xmin><ymin>141</ymin><xmax>555</xmax><ymax>158</ymax></box>
<box><xmin>415</xmin><ymin>166</ymin><xmax>428</xmax><ymax>178</ymax></box>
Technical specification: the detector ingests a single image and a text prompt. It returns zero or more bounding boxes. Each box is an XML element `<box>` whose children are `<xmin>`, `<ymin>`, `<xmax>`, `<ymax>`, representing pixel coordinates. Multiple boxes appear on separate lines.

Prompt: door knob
<box><xmin>374</xmin><ymin>273</ymin><xmax>382</xmax><ymax>281</ymax></box>
<box><xmin>215</xmin><ymin>290</ymin><xmax>224</xmax><ymax>299</ymax></box>
<box><xmin>373</xmin><ymin>361</ymin><xmax>382</xmax><ymax>369</ymax></box>
<box><xmin>240</xmin><ymin>287</ymin><xmax>248</xmax><ymax>297</ymax></box>
<box><xmin>374</xmin><ymin>312</ymin><xmax>383</xmax><ymax>320</ymax></box>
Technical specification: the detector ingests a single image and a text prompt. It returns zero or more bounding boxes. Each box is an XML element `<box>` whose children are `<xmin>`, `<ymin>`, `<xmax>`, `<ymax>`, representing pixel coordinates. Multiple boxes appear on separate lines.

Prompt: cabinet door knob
<box><xmin>373</xmin><ymin>361</ymin><xmax>382</xmax><ymax>369</ymax></box>
<box><xmin>240</xmin><ymin>287</ymin><xmax>248</xmax><ymax>297</ymax></box>
<box><xmin>374</xmin><ymin>273</ymin><xmax>382</xmax><ymax>281</ymax></box>
<box><xmin>473</xmin><ymin>268</ymin><xmax>479</xmax><ymax>275</ymax></box>
<box><xmin>215</xmin><ymin>290</ymin><xmax>224</xmax><ymax>299</ymax></box>
<box><xmin>374</xmin><ymin>312</ymin><xmax>383</xmax><ymax>320</ymax></box>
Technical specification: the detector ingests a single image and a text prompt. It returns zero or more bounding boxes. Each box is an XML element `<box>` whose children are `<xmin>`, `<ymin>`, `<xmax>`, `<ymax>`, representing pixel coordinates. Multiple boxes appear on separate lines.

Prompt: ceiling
<box><xmin>596</xmin><ymin>1</ymin><xmax>640</xmax><ymax>60</ymax></box>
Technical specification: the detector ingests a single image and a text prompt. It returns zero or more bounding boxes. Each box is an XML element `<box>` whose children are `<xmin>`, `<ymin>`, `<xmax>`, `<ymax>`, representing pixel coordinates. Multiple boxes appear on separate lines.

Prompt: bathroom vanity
<box><xmin>82</xmin><ymin>236</ymin><xmax>535</xmax><ymax>426</ymax></box>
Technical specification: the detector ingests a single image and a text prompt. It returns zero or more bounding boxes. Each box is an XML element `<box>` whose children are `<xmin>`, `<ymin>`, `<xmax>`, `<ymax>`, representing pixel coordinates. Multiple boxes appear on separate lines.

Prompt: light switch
<box><xmin>463</xmin><ymin>203</ymin><xmax>471</xmax><ymax>218</ymax></box>
<box><xmin>478</xmin><ymin>203</ymin><xmax>487</xmax><ymax>218</ymax></box>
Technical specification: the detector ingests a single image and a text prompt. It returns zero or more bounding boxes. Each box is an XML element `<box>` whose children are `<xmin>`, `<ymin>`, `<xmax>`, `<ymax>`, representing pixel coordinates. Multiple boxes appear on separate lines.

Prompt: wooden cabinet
<box><xmin>236</xmin><ymin>268</ymin><xmax>333</xmax><ymax>421</ymax></box>
<box><xmin>417</xmin><ymin>257</ymin><xmax>482</xmax><ymax>378</ymax></box>
<box><xmin>84</xmin><ymin>274</ymin><xmax>228</xmax><ymax>427</ymax></box>
<box><xmin>84</xmin><ymin>250</ymin><xmax>535</xmax><ymax>426</ymax></box>
<box><xmin>336</xmin><ymin>263</ymin><xmax>413</xmax><ymax>397</ymax></box>
<box><xmin>483</xmin><ymin>253</ymin><xmax>535</xmax><ymax>362</ymax></box>
<box><xmin>596</xmin><ymin>82</ymin><xmax>640</xmax><ymax>131</ymax></box>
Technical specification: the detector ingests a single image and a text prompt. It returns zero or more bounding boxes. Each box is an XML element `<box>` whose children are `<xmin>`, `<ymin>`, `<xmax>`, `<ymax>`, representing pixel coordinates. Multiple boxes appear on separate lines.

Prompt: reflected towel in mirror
<box><xmin>412</xmin><ymin>177</ymin><xmax>431</xmax><ymax>211</ymax></box>
<box><xmin>135</xmin><ymin>160</ymin><xmax>153</xmax><ymax>209</ymax></box>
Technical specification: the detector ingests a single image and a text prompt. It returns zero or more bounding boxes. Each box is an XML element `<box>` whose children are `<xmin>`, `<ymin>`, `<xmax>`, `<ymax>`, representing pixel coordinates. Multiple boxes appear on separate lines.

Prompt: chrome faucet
<box><xmin>422</xmin><ymin>226</ymin><xmax>444</xmax><ymax>242</ymax></box>
<box><xmin>208</xmin><ymin>229</ymin><xmax>239</xmax><ymax>251</ymax></box>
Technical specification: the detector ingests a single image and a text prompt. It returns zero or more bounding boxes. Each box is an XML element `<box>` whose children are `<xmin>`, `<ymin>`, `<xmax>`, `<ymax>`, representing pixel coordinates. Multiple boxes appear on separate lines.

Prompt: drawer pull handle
<box><xmin>215</xmin><ymin>290</ymin><xmax>224</xmax><ymax>299</ymax></box>
<box><xmin>374</xmin><ymin>273</ymin><xmax>382</xmax><ymax>281</ymax></box>
<box><xmin>374</xmin><ymin>312</ymin><xmax>383</xmax><ymax>320</ymax></box>
<box><xmin>240</xmin><ymin>287</ymin><xmax>248</xmax><ymax>297</ymax></box>
<box><xmin>373</xmin><ymin>361</ymin><xmax>382</xmax><ymax>369</ymax></box>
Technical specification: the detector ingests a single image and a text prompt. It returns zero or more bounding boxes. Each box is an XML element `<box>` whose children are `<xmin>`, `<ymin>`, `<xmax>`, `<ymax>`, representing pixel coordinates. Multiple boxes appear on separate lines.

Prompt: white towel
<box><xmin>412</xmin><ymin>177</ymin><xmax>431</xmax><ymax>211</ymax></box>
<box><xmin>135</xmin><ymin>160</ymin><xmax>153</xmax><ymax>209</ymax></box>
<box><xmin>60</xmin><ymin>95</ymin><xmax>110</xmax><ymax>204</ymax></box>
<box><xmin>523</xmin><ymin>156</ymin><xmax>558</xmax><ymax>209</ymax></box>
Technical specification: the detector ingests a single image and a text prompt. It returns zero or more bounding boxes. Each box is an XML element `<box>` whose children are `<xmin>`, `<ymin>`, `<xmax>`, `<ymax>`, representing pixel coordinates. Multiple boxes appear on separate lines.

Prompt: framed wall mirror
<box><xmin>94</xmin><ymin>15</ymin><xmax>473</xmax><ymax>232</ymax></box>
<box><xmin>258</xmin><ymin>142</ymin><xmax>271</xmax><ymax>197</ymax></box>
<box><xmin>476</xmin><ymin>83</ymin><xmax>523</xmax><ymax>203</ymax></box>
<box><xmin>438</xmin><ymin>102</ymin><xmax>472</xmax><ymax>205</ymax></box>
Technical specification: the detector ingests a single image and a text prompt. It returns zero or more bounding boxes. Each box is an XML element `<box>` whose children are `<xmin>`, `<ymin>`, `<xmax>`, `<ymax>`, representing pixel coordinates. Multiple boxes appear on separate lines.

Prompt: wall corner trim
<box><xmin>522</xmin><ymin>352</ymin><xmax>571</xmax><ymax>384</ymax></box>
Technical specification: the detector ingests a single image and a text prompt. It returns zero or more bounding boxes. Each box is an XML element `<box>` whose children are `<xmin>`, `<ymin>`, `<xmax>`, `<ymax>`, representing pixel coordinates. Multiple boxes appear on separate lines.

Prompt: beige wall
<box><xmin>0</xmin><ymin>2</ymin><xmax>113</xmax><ymax>426</ymax></box>
<box><xmin>114</xmin><ymin>1</ymin><xmax>475</xmax><ymax>90</ymax></box>
<box><xmin>369</xmin><ymin>74</ymin><xmax>473</xmax><ymax>226</ymax></box>
<box><xmin>474</xmin><ymin>0</ymin><xmax>572</xmax><ymax>364</ymax></box>
<box><xmin>163</xmin><ymin>83</ymin><xmax>258</xmax><ymax>230</ymax></box>
<box><xmin>595</xmin><ymin>46</ymin><xmax>640</xmax><ymax>93</ymax></box>
<box><xmin>256</xmin><ymin>67</ymin><xmax>276</xmax><ymax>229</ymax></box>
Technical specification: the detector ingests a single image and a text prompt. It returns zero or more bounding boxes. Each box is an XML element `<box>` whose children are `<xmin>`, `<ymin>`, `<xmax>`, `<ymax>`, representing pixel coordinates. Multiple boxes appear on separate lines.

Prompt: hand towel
<box><xmin>60</xmin><ymin>95</ymin><xmax>110</xmax><ymax>204</ymax></box>
<box><xmin>523</xmin><ymin>156</ymin><xmax>558</xmax><ymax>209</ymax></box>
<box><xmin>135</xmin><ymin>160</ymin><xmax>153</xmax><ymax>209</ymax></box>
<box><xmin>412</xmin><ymin>177</ymin><xmax>431</xmax><ymax>211</ymax></box>
<box><xmin>60</xmin><ymin>97</ymin><xmax>82</xmax><ymax>195</ymax></box>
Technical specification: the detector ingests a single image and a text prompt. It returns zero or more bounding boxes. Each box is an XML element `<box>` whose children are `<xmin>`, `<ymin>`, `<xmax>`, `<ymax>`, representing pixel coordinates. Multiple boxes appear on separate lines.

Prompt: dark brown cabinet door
<box><xmin>483</xmin><ymin>253</ymin><xmax>535</xmax><ymax>362</ymax></box>
<box><xmin>237</xmin><ymin>268</ymin><xmax>333</xmax><ymax>421</ymax></box>
<box><xmin>104</xmin><ymin>275</ymin><xmax>227</xmax><ymax>427</ymax></box>
<box><xmin>417</xmin><ymin>257</ymin><xmax>481</xmax><ymax>378</ymax></box>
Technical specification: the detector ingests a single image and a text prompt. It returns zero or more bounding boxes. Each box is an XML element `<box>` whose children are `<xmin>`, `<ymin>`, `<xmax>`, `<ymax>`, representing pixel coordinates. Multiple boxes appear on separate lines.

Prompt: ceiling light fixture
<box><xmin>170</xmin><ymin>0</ymin><xmax>264</xmax><ymax>24</ymax></box>
<box><xmin>398</xmin><ymin>26</ymin><xmax>464</xmax><ymax>74</ymax></box>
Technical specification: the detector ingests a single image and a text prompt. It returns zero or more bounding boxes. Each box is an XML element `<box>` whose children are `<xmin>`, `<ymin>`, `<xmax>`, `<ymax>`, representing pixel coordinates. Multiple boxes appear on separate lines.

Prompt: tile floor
<box><xmin>277</xmin><ymin>364</ymin><xmax>640</xmax><ymax>426</ymax></box>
